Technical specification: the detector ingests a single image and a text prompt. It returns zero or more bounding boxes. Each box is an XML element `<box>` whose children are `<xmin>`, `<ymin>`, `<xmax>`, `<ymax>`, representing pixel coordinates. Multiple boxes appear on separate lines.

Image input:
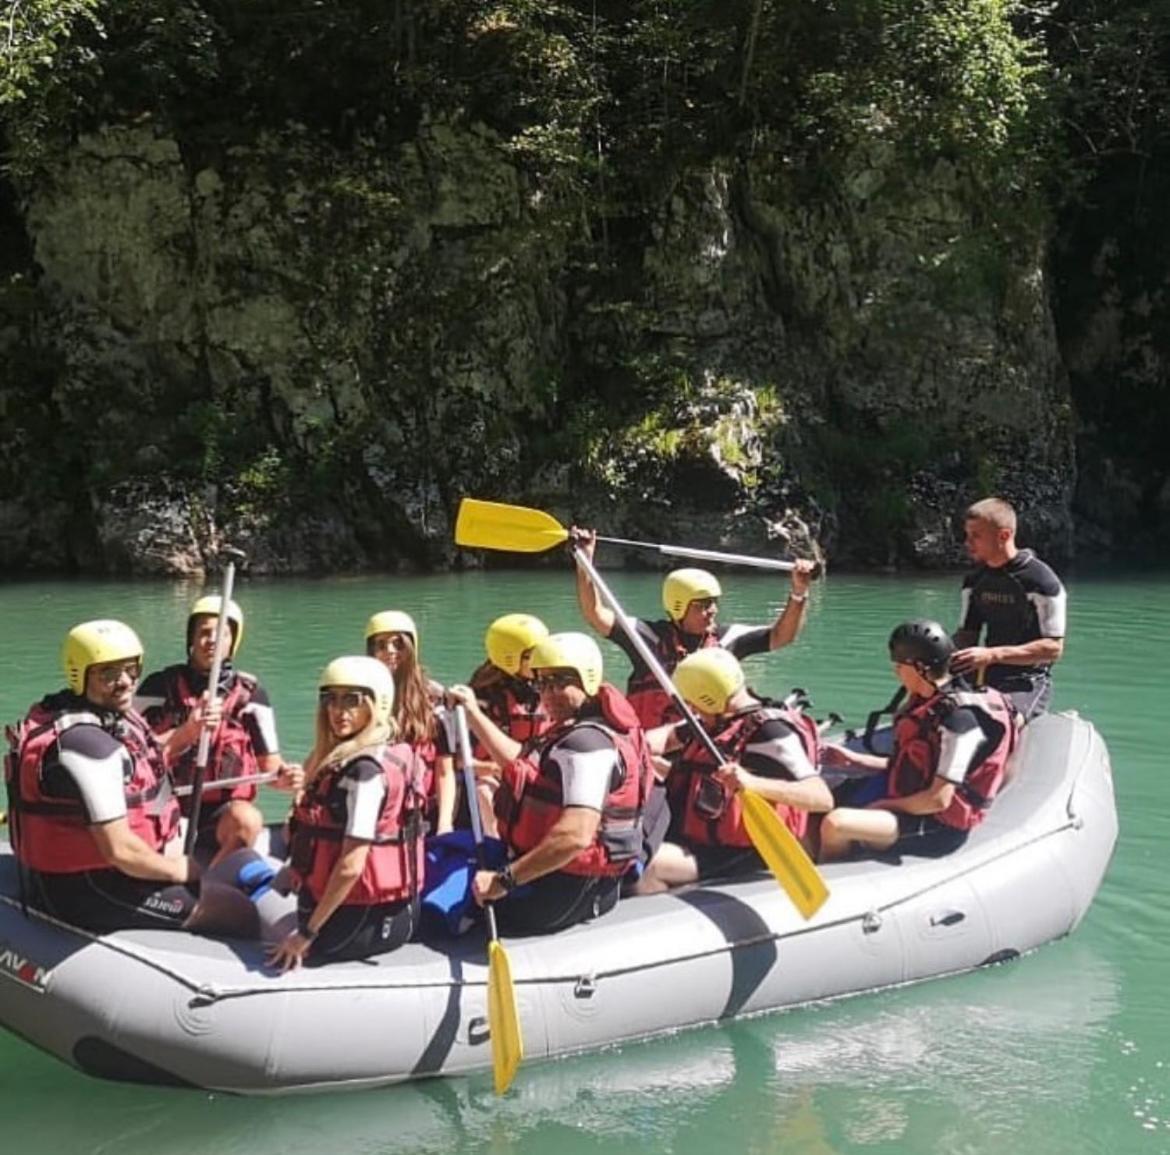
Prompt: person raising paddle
<box><xmin>571</xmin><ymin>527</ymin><xmax>817</xmax><ymax>729</ymax></box>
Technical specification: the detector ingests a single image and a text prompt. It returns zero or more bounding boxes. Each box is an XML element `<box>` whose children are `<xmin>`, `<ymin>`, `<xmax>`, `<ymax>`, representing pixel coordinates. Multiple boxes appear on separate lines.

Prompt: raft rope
<box><xmin>0</xmin><ymin>813</ymin><xmax>1082</xmax><ymax>1007</ymax></box>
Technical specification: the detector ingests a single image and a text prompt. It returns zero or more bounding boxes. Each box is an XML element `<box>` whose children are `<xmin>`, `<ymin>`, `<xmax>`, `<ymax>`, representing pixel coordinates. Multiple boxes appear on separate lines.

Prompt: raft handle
<box><xmin>574</xmin><ymin>974</ymin><xmax>597</xmax><ymax>999</ymax></box>
<box><xmin>929</xmin><ymin>910</ymin><xmax>966</xmax><ymax>928</ymax></box>
<box><xmin>861</xmin><ymin>910</ymin><xmax>883</xmax><ymax>935</ymax></box>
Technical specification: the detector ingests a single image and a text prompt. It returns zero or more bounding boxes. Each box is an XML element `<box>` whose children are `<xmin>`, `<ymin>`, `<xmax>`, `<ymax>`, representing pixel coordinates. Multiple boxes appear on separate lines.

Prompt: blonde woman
<box><xmin>365</xmin><ymin>610</ymin><xmax>456</xmax><ymax>835</ymax></box>
<box><xmin>268</xmin><ymin>657</ymin><xmax>425</xmax><ymax>970</ymax></box>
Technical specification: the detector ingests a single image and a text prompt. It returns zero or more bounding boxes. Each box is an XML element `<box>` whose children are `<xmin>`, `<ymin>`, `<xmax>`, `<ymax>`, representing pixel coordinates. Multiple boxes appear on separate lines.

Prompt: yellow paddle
<box><xmin>449</xmin><ymin>704</ymin><xmax>524</xmax><ymax>1094</ymax></box>
<box><xmin>568</xmin><ymin>547</ymin><xmax>829</xmax><ymax>920</ymax></box>
<box><xmin>456</xmin><ymin>498</ymin><xmax>817</xmax><ymax>574</ymax></box>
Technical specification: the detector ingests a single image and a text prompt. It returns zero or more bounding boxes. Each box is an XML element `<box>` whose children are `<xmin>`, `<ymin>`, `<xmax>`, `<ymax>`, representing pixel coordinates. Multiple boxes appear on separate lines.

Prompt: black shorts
<box><xmin>31</xmin><ymin>869</ymin><xmax>199</xmax><ymax>932</ymax></box>
<box><xmin>689</xmin><ymin>844</ymin><xmax>764</xmax><ymax>881</ymax></box>
<box><xmin>301</xmin><ymin>894</ymin><xmax>416</xmax><ymax>966</ymax></box>
<box><xmin>890</xmin><ymin>814</ymin><xmax>969</xmax><ymax>858</ymax></box>
<box><xmin>494</xmin><ymin>871</ymin><xmax>620</xmax><ymax>936</ymax></box>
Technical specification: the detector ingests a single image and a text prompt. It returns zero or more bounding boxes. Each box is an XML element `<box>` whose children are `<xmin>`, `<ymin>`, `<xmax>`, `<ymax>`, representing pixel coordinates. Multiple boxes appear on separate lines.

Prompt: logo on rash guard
<box><xmin>0</xmin><ymin>941</ymin><xmax>53</xmax><ymax>993</ymax></box>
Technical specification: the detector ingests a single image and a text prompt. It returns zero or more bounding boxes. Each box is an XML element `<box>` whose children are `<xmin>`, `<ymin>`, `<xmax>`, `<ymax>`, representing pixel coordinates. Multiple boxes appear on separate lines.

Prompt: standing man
<box><xmin>6</xmin><ymin>620</ymin><xmax>199</xmax><ymax>930</ymax></box>
<box><xmin>952</xmin><ymin>497</ymin><xmax>1067</xmax><ymax>720</ymax></box>
<box><xmin>136</xmin><ymin>596</ymin><xmax>299</xmax><ymax>864</ymax></box>
<box><xmin>447</xmin><ymin>632</ymin><xmax>656</xmax><ymax>934</ymax></box>
<box><xmin>571</xmin><ymin>528</ymin><xmax>817</xmax><ymax>729</ymax></box>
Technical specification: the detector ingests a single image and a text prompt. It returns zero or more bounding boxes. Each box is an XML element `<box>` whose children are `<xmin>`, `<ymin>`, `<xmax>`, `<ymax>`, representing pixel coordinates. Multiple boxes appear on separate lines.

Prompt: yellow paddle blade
<box><xmin>741</xmin><ymin>789</ymin><xmax>830</xmax><ymax>919</ymax></box>
<box><xmin>488</xmin><ymin>939</ymin><xmax>524</xmax><ymax>1094</ymax></box>
<box><xmin>455</xmin><ymin>498</ymin><xmax>570</xmax><ymax>554</ymax></box>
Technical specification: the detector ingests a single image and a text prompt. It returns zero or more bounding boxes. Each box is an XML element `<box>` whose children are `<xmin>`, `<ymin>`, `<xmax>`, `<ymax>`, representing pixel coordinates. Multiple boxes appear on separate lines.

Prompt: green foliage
<box><xmin>0</xmin><ymin>1</ymin><xmax>101</xmax><ymax>107</ymax></box>
<box><xmin>1046</xmin><ymin>2</ymin><xmax>1170</xmax><ymax>532</ymax></box>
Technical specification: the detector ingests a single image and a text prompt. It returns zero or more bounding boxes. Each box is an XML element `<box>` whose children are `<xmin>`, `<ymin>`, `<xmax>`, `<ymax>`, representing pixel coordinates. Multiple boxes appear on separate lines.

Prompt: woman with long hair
<box><xmin>268</xmin><ymin>657</ymin><xmax>424</xmax><ymax>969</ymax></box>
<box><xmin>365</xmin><ymin>611</ymin><xmax>456</xmax><ymax>835</ymax></box>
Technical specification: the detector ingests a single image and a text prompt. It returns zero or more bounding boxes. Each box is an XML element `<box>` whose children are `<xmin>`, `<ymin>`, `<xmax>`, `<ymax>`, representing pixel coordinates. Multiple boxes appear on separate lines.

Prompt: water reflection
<box><xmin>0</xmin><ymin>938</ymin><xmax>1121</xmax><ymax>1155</ymax></box>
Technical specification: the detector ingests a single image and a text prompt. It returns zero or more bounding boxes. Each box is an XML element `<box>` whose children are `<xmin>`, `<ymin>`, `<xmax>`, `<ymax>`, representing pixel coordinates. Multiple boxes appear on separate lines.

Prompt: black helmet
<box><xmin>888</xmin><ymin>619</ymin><xmax>954</xmax><ymax>676</ymax></box>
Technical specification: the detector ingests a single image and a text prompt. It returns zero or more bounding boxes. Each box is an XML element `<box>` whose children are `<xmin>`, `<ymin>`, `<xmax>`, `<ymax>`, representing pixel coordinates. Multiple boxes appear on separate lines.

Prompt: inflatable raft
<box><xmin>0</xmin><ymin>711</ymin><xmax>1117</xmax><ymax>1095</ymax></box>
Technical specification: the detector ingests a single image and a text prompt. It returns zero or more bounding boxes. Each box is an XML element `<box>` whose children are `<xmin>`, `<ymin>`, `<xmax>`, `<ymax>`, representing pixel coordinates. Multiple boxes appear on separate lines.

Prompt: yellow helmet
<box><xmin>365</xmin><ymin>610</ymin><xmax>418</xmax><ymax>652</ymax></box>
<box><xmin>529</xmin><ymin>631</ymin><xmax>603</xmax><ymax>697</ymax></box>
<box><xmin>672</xmin><ymin>648</ymin><xmax>744</xmax><ymax>715</ymax></box>
<box><xmin>485</xmin><ymin>613</ymin><xmax>549</xmax><ymax>675</ymax></box>
<box><xmin>662</xmin><ymin>568</ymin><xmax>722</xmax><ymax>622</ymax></box>
<box><xmin>188</xmin><ymin>595</ymin><xmax>245</xmax><ymax>657</ymax></box>
<box><xmin>319</xmin><ymin>655</ymin><xmax>395</xmax><ymax>727</ymax></box>
<box><xmin>62</xmin><ymin>619</ymin><xmax>144</xmax><ymax>696</ymax></box>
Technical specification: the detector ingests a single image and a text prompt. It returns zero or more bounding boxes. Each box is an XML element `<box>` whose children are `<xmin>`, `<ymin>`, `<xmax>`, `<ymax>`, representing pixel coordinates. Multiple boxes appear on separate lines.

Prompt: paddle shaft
<box><xmin>572</xmin><ymin>549</ymin><xmax>727</xmax><ymax>768</ymax></box>
<box><xmin>452</xmin><ymin>704</ymin><xmax>503</xmax><ymax>944</ymax></box>
<box><xmin>596</xmin><ymin>536</ymin><xmax>809</xmax><ymax>574</ymax></box>
<box><xmin>183</xmin><ymin>559</ymin><xmax>238</xmax><ymax>853</ymax></box>
<box><xmin>174</xmin><ymin>770</ymin><xmax>279</xmax><ymax>797</ymax></box>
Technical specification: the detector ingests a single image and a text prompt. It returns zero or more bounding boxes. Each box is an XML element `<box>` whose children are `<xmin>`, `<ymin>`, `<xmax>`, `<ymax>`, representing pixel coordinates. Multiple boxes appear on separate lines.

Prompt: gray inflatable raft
<box><xmin>0</xmin><ymin>711</ymin><xmax>1117</xmax><ymax>1095</ymax></box>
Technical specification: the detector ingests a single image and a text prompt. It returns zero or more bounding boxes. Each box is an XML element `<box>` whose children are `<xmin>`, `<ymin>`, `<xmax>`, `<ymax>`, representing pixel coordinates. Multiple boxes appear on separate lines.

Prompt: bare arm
<box><xmin>445</xmin><ymin>685</ymin><xmax>522</xmax><ymax>769</ymax></box>
<box><xmin>474</xmin><ymin>806</ymin><xmax>602</xmax><ymax>902</ymax></box>
<box><xmin>716</xmin><ymin>764</ymin><xmax>834</xmax><ymax>813</ymax></box>
<box><xmin>821</xmin><ymin>742</ymin><xmax>889</xmax><ymax>772</ymax></box>
<box><xmin>873</xmin><ymin>776</ymin><xmax>955</xmax><ymax>816</ymax></box>
<box><xmin>90</xmin><ymin>817</ymin><xmax>197</xmax><ymax>884</ymax></box>
<box><xmin>303</xmin><ymin>837</ymin><xmax>371</xmax><ymax>934</ymax></box>
<box><xmin>952</xmin><ymin>636</ymin><xmax>1064</xmax><ymax>675</ymax></box>
<box><xmin>645</xmin><ymin>721</ymin><xmax>685</xmax><ymax>757</ymax></box>
<box><xmin>434</xmin><ymin>754</ymin><xmax>457</xmax><ymax>834</ymax></box>
<box><xmin>767</xmin><ymin>559</ymin><xmax>816</xmax><ymax>650</ymax></box>
<box><xmin>571</xmin><ymin>528</ymin><xmax>616</xmax><ymax>637</ymax></box>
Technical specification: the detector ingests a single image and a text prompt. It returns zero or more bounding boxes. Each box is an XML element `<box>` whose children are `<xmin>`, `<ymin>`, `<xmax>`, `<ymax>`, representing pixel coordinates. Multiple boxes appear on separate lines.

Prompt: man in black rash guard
<box><xmin>448</xmin><ymin>633</ymin><xmax>660</xmax><ymax>935</ymax></box>
<box><xmin>952</xmin><ymin>497</ymin><xmax>1067</xmax><ymax>721</ymax></box>
<box><xmin>570</xmin><ymin>527</ymin><xmax>818</xmax><ymax>730</ymax></box>
<box><xmin>8</xmin><ymin>620</ymin><xmax>200</xmax><ymax>932</ymax></box>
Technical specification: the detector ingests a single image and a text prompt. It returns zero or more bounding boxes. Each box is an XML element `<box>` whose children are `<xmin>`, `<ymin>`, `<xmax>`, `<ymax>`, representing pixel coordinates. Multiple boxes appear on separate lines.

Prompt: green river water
<box><xmin>1</xmin><ymin>568</ymin><xmax>1167</xmax><ymax>1154</ymax></box>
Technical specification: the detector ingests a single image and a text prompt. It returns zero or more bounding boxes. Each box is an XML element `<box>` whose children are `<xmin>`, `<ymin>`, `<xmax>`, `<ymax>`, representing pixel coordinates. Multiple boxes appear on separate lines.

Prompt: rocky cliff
<box><xmin>4</xmin><ymin>3</ymin><xmax>1158</xmax><ymax>576</ymax></box>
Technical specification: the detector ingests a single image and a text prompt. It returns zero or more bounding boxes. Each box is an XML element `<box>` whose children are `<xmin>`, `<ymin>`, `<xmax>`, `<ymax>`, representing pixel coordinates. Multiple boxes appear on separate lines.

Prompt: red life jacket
<box><xmin>288</xmin><ymin>743</ymin><xmax>426</xmax><ymax>906</ymax></box>
<box><xmin>889</xmin><ymin>687</ymin><xmax>1018</xmax><ymax>831</ymax></box>
<box><xmin>494</xmin><ymin>684</ymin><xmax>655</xmax><ymax>878</ymax></box>
<box><xmin>4</xmin><ymin>698</ymin><xmax>180</xmax><ymax>874</ymax></box>
<box><xmin>148</xmin><ymin>666</ymin><xmax>261</xmax><ymax>813</ymax></box>
<box><xmin>626</xmin><ymin>622</ymin><xmax>721</xmax><ymax>729</ymax></box>
<box><xmin>475</xmin><ymin>678</ymin><xmax>550</xmax><ymax>755</ymax></box>
<box><xmin>669</xmin><ymin>699</ymin><xmax>822</xmax><ymax>848</ymax></box>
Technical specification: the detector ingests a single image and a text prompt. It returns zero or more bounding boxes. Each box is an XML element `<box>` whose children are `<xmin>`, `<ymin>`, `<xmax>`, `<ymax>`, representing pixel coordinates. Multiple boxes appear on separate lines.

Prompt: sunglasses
<box><xmin>534</xmin><ymin>671</ymin><xmax>581</xmax><ymax>692</ymax></box>
<box><xmin>372</xmin><ymin>634</ymin><xmax>410</xmax><ymax>653</ymax></box>
<box><xmin>94</xmin><ymin>661</ymin><xmax>142</xmax><ymax>687</ymax></box>
<box><xmin>319</xmin><ymin>689</ymin><xmax>369</xmax><ymax>711</ymax></box>
<box><xmin>690</xmin><ymin>597</ymin><xmax>719</xmax><ymax>611</ymax></box>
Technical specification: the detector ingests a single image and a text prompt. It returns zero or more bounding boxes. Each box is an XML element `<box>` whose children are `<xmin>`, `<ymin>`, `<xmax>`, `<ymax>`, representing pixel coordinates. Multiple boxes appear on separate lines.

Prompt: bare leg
<box><xmin>629</xmin><ymin>841</ymin><xmax>698</xmax><ymax>895</ymax></box>
<box><xmin>476</xmin><ymin>777</ymin><xmax>500</xmax><ymax>839</ymax></box>
<box><xmin>818</xmin><ymin>807</ymin><xmax>900</xmax><ymax>862</ymax></box>
<box><xmin>210</xmin><ymin>800</ymin><xmax>265</xmax><ymax>867</ymax></box>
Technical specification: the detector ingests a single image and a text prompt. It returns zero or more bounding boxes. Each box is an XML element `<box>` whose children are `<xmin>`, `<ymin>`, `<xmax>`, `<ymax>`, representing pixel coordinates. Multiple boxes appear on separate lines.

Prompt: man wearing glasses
<box><xmin>6</xmin><ymin>619</ymin><xmax>200</xmax><ymax>931</ymax></box>
<box><xmin>571</xmin><ymin>528</ymin><xmax>817</xmax><ymax>729</ymax></box>
<box><xmin>447</xmin><ymin>633</ymin><xmax>658</xmax><ymax>933</ymax></box>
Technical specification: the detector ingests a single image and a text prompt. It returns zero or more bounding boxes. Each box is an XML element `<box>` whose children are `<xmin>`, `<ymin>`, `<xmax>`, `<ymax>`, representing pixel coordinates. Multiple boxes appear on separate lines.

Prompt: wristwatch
<box><xmin>496</xmin><ymin>863</ymin><xmax>518</xmax><ymax>893</ymax></box>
